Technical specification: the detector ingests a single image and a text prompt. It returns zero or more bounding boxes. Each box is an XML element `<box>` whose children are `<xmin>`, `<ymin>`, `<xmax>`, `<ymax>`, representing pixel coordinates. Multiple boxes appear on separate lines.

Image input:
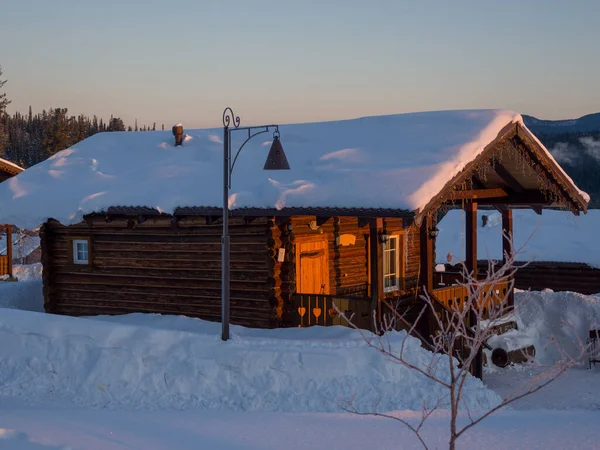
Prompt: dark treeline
<box><xmin>0</xmin><ymin>107</ymin><xmax>161</xmax><ymax>168</ymax></box>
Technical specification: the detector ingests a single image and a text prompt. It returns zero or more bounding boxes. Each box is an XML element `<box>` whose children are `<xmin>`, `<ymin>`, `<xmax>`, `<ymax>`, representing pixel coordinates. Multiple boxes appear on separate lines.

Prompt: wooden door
<box><xmin>296</xmin><ymin>238</ymin><xmax>330</xmax><ymax>294</ymax></box>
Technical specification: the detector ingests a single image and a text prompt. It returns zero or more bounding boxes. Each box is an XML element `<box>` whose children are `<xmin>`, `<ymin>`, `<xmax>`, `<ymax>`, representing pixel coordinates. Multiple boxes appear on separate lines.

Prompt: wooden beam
<box><xmin>464</xmin><ymin>202</ymin><xmax>482</xmax><ymax>379</ymax></box>
<box><xmin>471</xmin><ymin>176</ymin><xmax>507</xmax><ymax>213</ymax></box>
<box><xmin>501</xmin><ymin>209</ymin><xmax>514</xmax><ymax>309</ymax></box>
<box><xmin>452</xmin><ymin>188</ymin><xmax>508</xmax><ymax>201</ymax></box>
<box><xmin>449</xmin><ymin>190</ymin><xmax>548</xmax><ymax>206</ymax></box>
<box><xmin>419</xmin><ymin>216</ymin><xmax>434</xmax><ymax>293</ymax></box>
<box><xmin>419</xmin><ymin>216</ymin><xmax>435</xmax><ymax>341</ymax></box>
<box><xmin>465</xmin><ymin>202</ymin><xmax>477</xmax><ymax>279</ymax></box>
<box><xmin>494</xmin><ymin>162</ymin><xmax>524</xmax><ymax>193</ymax></box>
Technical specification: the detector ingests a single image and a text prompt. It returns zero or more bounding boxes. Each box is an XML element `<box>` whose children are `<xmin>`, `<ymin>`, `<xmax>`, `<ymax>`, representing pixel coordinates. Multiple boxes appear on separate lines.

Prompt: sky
<box><xmin>1</xmin><ymin>0</ymin><xmax>599</xmax><ymax>128</ymax></box>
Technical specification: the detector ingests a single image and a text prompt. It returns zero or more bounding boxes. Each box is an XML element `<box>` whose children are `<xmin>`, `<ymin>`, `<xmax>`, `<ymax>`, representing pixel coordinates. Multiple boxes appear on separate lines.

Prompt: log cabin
<box><xmin>0</xmin><ymin>111</ymin><xmax>589</xmax><ymax>352</ymax></box>
<box><xmin>0</xmin><ymin>157</ymin><xmax>24</xmax><ymax>276</ymax></box>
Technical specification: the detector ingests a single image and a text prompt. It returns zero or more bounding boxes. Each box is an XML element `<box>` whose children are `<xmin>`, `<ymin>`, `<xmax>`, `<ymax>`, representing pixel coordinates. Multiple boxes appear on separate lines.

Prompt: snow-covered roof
<box><xmin>0</xmin><ymin>110</ymin><xmax>584</xmax><ymax>229</ymax></box>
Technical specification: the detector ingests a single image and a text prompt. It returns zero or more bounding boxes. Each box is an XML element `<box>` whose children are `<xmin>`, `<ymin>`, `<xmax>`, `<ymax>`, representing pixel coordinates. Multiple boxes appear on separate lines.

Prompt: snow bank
<box><xmin>0</xmin><ymin>309</ymin><xmax>501</xmax><ymax>412</ymax></box>
<box><xmin>0</xmin><ymin>110</ymin><xmax>527</xmax><ymax>229</ymax></box>
<box><xmin>513</xmin><ymin>290</ymin><xmax>600</xmax><ymax>364</ymax></box>
<box><xmin>0</xmin><ymin>280</ymin><xmax>43</xmax><ymax>312</ymax></box>
<box><xmin>437</xmin><ymin>209</ymin><xmax>600</xmax><ymax>268</ymax></box>
<box><xmin>0</xmin><ymin>428</ymin><xmax>66</xmax><ymax>449</ymax></box>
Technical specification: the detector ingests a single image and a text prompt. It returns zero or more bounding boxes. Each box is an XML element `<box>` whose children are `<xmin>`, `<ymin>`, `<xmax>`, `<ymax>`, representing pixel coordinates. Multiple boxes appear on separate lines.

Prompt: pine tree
<box><xmin>108</xmin><ymin>116</ymin><xmax>125</xmax><ymax>131</ymax></box>
<box><xmin>0</xmin><ymin>66</ymin><xmax>11</xmax><ymax>154</ymax></box>
<box><xmin>42</xmin><ymin>108</ymin><xmax>71</xmax><ymax>157</ymax></box>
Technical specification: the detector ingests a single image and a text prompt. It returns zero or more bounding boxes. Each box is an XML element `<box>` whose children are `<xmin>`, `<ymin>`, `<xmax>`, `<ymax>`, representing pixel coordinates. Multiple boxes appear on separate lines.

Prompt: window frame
<box><xmin>382</xmin><ymin>234</ymin><xmax>405</xmax><ymax>293</ymax></box>
<box><xmin>70</xmin><ymin>238</ymin><xmax>90</xmax><ymax>265</ymax></box>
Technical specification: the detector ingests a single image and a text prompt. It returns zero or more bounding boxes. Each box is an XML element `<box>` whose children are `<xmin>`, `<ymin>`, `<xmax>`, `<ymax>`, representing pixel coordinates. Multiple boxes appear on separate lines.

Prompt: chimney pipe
<box><xmin>172</xmin><ymin>124</ymin><xmax>184</xmax><ymax>146</ymax></box>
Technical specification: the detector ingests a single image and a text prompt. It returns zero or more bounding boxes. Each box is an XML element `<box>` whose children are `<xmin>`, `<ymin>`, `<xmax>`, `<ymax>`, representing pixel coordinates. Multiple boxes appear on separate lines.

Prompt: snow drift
<box><xmin>0</xmin><ymin>307</ymin><xmax>501</xmax><ymax>413</ymax></box>
<box><xmin>513</xmin><ymin>290</ymin><xmax>600</xmax><ymax>365</ymax></box>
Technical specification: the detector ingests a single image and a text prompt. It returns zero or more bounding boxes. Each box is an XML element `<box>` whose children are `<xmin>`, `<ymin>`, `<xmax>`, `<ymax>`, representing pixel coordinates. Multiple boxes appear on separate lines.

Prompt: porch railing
<box><xmin>290</xmin><ymin>293</ymin><xmax>374</xmax><ymax>331</ymax></box>
<box><xmin>0</xmin><ymin>255</ymin><xmax>8</xmax><ymax>276</ymax></box>
<box><xmin>432</xmin><ymin>278</ymin><xmax>510</xmax><ymax>320</ymax></box>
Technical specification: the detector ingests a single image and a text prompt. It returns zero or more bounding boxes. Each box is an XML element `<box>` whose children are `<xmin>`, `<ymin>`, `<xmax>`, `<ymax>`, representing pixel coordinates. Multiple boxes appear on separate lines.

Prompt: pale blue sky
<box><xmin>1</xmin><ymin>0</ymin><xmax>599</xmax><ymax>128</ymax></box>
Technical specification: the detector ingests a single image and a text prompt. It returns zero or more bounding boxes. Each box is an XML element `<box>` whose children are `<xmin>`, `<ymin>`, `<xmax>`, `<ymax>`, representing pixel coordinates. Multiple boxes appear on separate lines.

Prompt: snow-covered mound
<box><xmin>513</xmin><ymin>290</ymin><xmax>600</xmax><ymax>365</ymax></box>
<box><xmin>0</xmin><ymin>308</ymin><xmax>501</xmax><ymax>412</ymax></box>
<box><xmin>437</xmin><ymin>209</ymin><xmax>600</xmax><ymax>268</ymax></box>
<box><xmin>0</xmin><ymin>110</ymin><xmax>529</xmax><ymax>229</ymax></box>
<box><xmin>0</xmin><ymin>280</ymin><xmax>43</xmax><ymax>312</ymax></box>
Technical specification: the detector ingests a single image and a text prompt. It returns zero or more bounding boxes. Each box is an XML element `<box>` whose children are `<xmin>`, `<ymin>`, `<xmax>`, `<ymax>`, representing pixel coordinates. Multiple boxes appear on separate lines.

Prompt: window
<box><xmin>383</xmin><ymin>235</ymin><xmax>401</xmax><ymax>292</ymax></box>
<box><xmin>72</xmin><ymin>239</ymin><xmax>89</xmax><ymax>265</ymax></box>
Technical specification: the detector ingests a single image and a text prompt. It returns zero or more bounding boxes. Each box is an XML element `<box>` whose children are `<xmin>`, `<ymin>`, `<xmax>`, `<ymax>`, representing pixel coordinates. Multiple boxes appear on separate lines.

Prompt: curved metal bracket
<box><xmin>222</xmin><ymin>107</ymin><xmax>241</xmax><ymax>129</ymax></box>
<box><xmin>230</xmin><ymin>127</ymin><xmax>271</xmax><ymax>175</ymax></box>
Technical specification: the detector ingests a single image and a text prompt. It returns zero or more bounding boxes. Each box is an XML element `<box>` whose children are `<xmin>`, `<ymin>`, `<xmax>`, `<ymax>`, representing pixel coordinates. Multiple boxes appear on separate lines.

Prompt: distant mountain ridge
<box><xmin>523</xmin><ymin>112</ymin><xmax>600</xmax><ymax>135</ymax></box>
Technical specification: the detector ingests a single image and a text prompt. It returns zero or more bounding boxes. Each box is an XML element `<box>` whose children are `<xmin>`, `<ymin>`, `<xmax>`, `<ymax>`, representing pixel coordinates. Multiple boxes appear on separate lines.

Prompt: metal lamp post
<box><xmin>221</xmin><ymin>107</ymin><xmax>290</xmax><ymax>341</ymax></box>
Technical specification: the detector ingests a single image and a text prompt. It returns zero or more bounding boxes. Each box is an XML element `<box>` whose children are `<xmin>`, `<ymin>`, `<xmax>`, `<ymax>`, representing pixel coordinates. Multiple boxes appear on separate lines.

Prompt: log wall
<box><xmin>40</xmin><ymin>216</ymin><xmax>274</xmax><ymax>328</ymax></box>
<box><xmin>287</xmin><ymin>216</ymin><xmax>421</xmax><ymax>298</ymax></box>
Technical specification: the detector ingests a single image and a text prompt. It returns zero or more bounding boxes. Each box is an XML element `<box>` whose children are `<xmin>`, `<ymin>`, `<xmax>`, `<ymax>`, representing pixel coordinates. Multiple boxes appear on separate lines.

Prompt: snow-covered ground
<box><xmin>437</xmin><ymin>209</ymin><xmax>600</xmax><ymax>268</ymax></box>
<box><xmin>0</xmin><ymin>276</ymin><xmax>599</xmax><ymax>449</ymax></box>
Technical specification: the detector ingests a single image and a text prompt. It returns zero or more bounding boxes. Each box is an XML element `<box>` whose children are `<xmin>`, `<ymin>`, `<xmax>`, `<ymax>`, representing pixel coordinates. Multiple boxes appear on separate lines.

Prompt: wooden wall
<box><xmin>284</xmin><ymin>216</ymin><xmax>421</xmax><ymax>296</ymax></box>
<box><xmin>40</xmin><ymin>213</ymin><xmax>425</xmax><ymax>330</ymax></box>
<box><xmin>40</xmin><ymin>216</ymin><xmax>274</xmax><ymax>328</ymax></box>
<box><xmin>289</xmin><ymin>217</ymin><xmax>369</xmax><ymax>296</ymax></box>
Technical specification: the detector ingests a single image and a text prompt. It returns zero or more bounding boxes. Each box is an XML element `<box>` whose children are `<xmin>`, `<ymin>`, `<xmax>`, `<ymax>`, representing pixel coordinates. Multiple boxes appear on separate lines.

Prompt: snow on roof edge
<box><xmin>410</xmin><ymin>111</ymin><xmax>523</xmax><ymax>215</ymax></box>
<box><xmin>0</xmin><ymin>157</ymin><xmax>24</xmax><ymax>172</ymax></box>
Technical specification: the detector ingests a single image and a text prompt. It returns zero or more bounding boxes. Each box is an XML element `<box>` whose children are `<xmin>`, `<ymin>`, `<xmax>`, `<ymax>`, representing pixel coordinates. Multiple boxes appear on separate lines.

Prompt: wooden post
<box><xmin>465</xmin><ymin>202</ymin><xmax>478</xmax><ymax>280</ymax></box>
<box><xmin>369</xmin><ymin>219</ymin><xmax>383</xmax><ymax>327</ymax></box>
<box><xmin>464</xmin><ymin>203</ymin><xmax>482</xmax><ymax>379</ymax></box>
<box><xmin>502</xmin><ymin>209</ymin><xmax>515</xmax><ymax>309</ymax></box>
<box><xmin>419</xmin><ymin>216</ymin><xmax>434</xmax><ymax>293</ymax></box>
<box><xmin>6</xmin><ymin>225</ymin><xmax>12</xmax><ymax>278</ymax></box>
<box><xmin>419</xmin><ymin>216</ymin><xmax>434</xmax><ymax>340</ymax></box>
